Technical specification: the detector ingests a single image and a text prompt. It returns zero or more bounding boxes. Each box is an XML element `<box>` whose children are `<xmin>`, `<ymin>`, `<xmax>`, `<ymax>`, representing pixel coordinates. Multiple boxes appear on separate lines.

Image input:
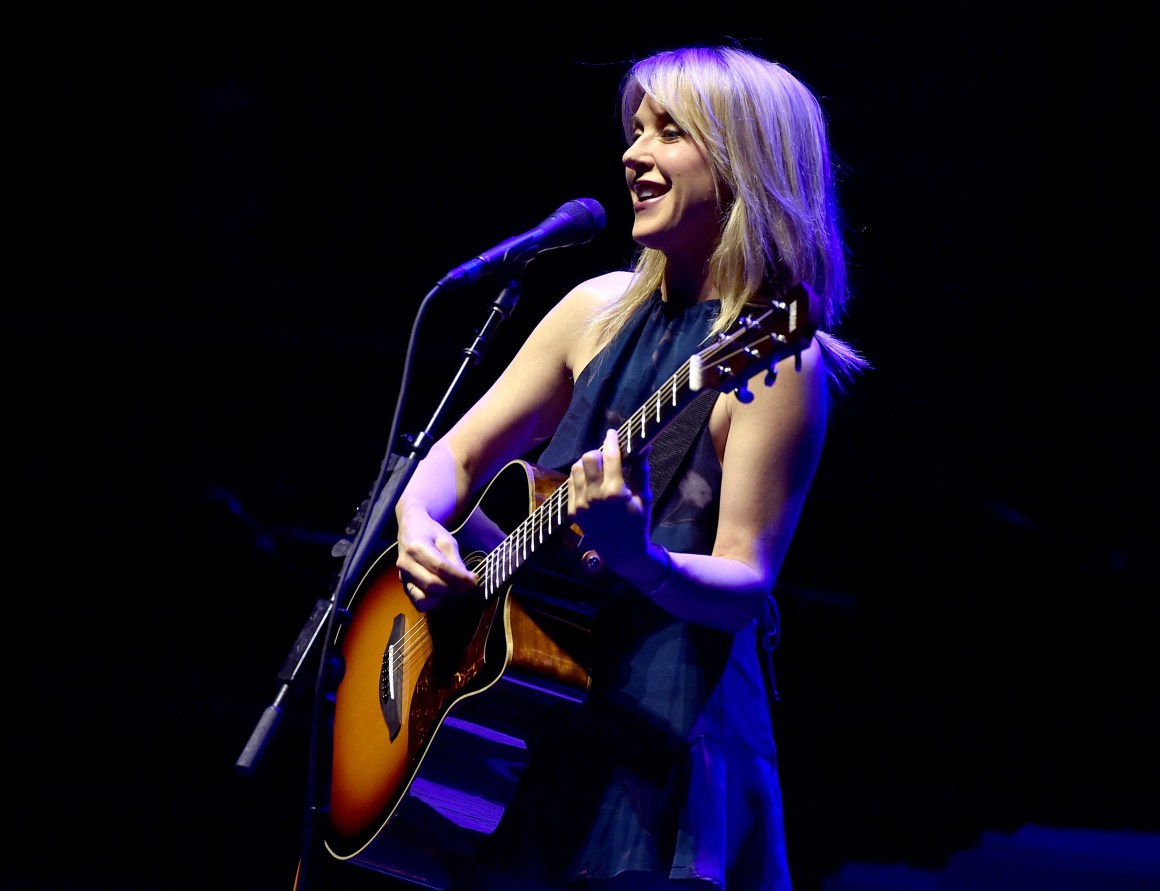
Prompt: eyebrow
<box><xmin>631</xmin><ymin>107</ymin><xmax>674</xmax><ymax>131</ymax></box>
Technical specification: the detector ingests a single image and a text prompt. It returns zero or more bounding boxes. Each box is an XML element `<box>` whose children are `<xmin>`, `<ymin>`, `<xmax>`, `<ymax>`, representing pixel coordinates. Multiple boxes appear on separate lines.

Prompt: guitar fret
<box><xmin>461</xmin><ymin>291</ymin><xmax>805</xmax><ymax>612</ymax></box>
<box><xmin>326</xmin><ymin>290</ymin><xmax>813</xmax><ymax>862</ymax></box>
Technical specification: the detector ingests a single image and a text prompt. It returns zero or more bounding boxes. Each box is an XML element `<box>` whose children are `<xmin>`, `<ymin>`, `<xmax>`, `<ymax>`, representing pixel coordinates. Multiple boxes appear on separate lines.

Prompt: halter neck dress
<box><xmin>478</xmin><ymin>291</ymin><xmax>791</xmax><ymax>890</ymax></box>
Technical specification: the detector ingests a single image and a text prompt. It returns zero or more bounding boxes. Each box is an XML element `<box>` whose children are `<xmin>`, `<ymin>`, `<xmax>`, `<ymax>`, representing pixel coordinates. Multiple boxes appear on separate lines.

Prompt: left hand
<box><xmin>567</xmin><ymin>428</ymin><xmax>653</xmax><ymax>568</ymax></box>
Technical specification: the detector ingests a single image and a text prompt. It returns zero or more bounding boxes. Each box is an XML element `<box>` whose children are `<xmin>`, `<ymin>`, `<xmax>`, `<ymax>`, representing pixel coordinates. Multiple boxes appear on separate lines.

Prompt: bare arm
<box><xmin>393</xmin><ymin>275</ymin><xmax>624</xmax><ymax>610</ymax></box>
<box><xmin>568</xmin><ymin>340</ymin><xmax>829</xmax><ymax>632</ymax></box>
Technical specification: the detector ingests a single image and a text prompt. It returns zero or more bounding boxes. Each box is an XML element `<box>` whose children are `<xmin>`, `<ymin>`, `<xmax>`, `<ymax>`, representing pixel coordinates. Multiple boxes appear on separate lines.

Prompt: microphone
<box><xmin>436</xmin><ymin>198</ymin><xmax>606</xmax><ymax>288</ymax></box>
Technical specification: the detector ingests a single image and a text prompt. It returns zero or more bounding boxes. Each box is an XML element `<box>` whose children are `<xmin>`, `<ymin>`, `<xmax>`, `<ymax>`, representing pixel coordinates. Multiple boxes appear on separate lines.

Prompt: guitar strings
<box><xmin>471</xmin><ymin>306</ymin><xmax>777</xmax><ymax>598</ymax></box>
<box><xmin>380</xmin><ymin>303</ymin><xmax>785</xmax><ymax>693</ymax></box>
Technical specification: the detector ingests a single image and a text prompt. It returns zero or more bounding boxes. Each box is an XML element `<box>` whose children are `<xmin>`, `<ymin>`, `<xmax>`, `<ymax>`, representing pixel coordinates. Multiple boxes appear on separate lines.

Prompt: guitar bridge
<box><xmin>380</xmin><ymin>612</ymin><xmax>406</xmax><ymax>740</ymax></box>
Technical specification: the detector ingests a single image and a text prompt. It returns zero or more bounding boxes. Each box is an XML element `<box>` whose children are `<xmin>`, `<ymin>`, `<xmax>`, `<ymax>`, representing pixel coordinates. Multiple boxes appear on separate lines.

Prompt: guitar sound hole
<box><xmin>426</xmin><ymin>591</ymin><xmax>490</xmax><ymax>688</ymax></box>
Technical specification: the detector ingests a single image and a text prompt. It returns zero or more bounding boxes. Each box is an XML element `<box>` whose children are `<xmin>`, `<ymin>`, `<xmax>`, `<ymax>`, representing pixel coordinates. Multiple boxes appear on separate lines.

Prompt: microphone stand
<box><xmin>235</xmin><ymin>274</ymin><xmax>527</xmax><ymax>890</ymax></box>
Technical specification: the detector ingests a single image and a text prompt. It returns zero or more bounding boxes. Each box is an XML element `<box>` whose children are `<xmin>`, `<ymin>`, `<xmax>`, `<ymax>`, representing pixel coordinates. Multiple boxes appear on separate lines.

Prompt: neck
<box><xmin>660</xmin><ymin>261</ymin><xmax>718</xmax><ymax>306</ymax></box>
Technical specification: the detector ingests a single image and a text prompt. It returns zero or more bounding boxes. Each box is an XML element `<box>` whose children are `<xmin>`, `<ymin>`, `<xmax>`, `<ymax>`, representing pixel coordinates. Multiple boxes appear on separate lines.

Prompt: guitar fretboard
<box><xmin>474</xmin><ymin>294</ymin><xmax>806</xmax><ymax>600</ymax></box>
<box><xmin>476</xmin><ymin>355</ymin><xmax>701</xmax><ymax>601</ymax></box>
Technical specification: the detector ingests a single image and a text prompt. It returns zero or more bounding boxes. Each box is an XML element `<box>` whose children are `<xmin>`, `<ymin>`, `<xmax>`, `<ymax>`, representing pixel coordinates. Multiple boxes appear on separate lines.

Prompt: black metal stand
<box><xmin>235</xmin><ymin>276</ymin><xmax>525</xmax><ymax>890</ymax></box>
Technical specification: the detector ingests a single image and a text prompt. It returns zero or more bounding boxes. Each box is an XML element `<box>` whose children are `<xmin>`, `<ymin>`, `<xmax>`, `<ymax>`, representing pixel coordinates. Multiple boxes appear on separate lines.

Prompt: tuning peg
<box><xmin>764</xmin><ymin>365</ymin><xmax>778</xmax><ymax>387</ymax></box>
<box><xmin>735</xmin><ymin>382</ymin><xmax>755</xmax><ymax>403</ymax></box>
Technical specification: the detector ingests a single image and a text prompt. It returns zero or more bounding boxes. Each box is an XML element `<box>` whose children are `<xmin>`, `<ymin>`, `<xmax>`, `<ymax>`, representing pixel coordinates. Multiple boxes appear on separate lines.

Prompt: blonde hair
<box><xmin>592</xmin><ymin>45</ymin><xmax>867</xmax><ymax>384</ymax></box>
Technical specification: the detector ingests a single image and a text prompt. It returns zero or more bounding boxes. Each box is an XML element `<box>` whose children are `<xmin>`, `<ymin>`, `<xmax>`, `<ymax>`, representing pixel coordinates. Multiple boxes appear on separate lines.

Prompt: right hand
<box><xmin>394</xmin><ymin>507</ymin><xmax>478</xmax><ymax>612</ymax></box>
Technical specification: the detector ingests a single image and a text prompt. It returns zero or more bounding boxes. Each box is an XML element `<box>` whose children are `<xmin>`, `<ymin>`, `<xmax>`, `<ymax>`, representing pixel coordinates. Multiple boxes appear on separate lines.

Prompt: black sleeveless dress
<box><xmin>477</xmin><ymin>291</ymin><xmax>792</xmax><ymax>890</ymax></box>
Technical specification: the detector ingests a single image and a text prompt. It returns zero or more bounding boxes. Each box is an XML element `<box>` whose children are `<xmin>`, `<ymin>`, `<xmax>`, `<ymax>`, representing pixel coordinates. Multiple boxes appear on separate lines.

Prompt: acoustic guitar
<box><xmin>324</xmin><ymin>285</ymin><xmax>817</xmax><ymax>887</ymax></box>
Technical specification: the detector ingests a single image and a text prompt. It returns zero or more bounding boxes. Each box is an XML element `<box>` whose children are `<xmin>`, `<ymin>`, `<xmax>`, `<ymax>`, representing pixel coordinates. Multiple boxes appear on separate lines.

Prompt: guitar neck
<box><xmin>475</xmin><ymin>361</ymin><xmax>702</xmax><ymax>601</ymax></box>
<box><xmin>475</xmin><ymin>285</ymin><xmax>815</xmax><ymax>601</ymax></box>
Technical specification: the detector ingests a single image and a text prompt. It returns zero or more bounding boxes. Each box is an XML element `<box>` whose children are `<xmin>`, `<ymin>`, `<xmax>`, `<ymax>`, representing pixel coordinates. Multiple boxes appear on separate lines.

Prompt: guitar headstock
<box><xmin>694</xmin><ymin>282</ymin><xmax>818</xmax><ymax>400</ymax></box>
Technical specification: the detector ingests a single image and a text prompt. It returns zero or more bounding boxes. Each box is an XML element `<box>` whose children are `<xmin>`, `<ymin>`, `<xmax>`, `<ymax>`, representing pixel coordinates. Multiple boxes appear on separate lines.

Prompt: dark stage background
<box><xmin>7</xmin><ymin>6</ymin><xmax>1158</xmax><ymax>891</ymax></box>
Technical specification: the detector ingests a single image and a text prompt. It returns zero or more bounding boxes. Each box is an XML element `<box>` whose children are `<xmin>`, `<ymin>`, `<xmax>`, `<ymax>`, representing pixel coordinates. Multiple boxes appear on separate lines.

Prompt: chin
<box><xmin>631</xmin><ymin>225</ymin><xmax>664</xmax><ymax>249</ymax></box>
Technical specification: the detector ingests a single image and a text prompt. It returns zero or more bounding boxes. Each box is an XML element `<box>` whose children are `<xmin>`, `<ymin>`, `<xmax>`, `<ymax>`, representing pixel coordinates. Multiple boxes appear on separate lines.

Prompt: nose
<box><xmin>622</xmin><ymin>138</ymin><xmax>650</xmax><ymax>173</ymax></box>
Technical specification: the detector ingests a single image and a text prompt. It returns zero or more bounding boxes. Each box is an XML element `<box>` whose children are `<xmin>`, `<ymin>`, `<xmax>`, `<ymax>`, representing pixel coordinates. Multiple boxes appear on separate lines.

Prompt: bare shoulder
<box><xmin>710</xmin><ymin>335</ymin><xmax>828</xmax><ymax>454</ymax></box>
<box><xmin>554</xmin><ymin>269</ymin><xmax>634</xmax><ymax>316</ymax></box>
<box><xmin>578</xmin><ymin>269</ymin><xmax>635</xmax><ymax>300</ymax></box>
<box><xmin>545</xmin><ymin>270</ymin><xmax>634</xmax><ymax>374</ymax></box>
<box><xmin>744</xmin><ymin>335</ymin><xmax>828</xmax><ymax>413</ymax></box>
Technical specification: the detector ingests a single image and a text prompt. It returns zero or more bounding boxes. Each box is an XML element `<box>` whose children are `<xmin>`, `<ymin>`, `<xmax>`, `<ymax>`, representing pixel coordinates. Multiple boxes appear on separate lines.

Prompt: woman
<box><xmin>393</xmin><ymin>44</ymin><xmax>867</xmax><ymax>890</ymax></box>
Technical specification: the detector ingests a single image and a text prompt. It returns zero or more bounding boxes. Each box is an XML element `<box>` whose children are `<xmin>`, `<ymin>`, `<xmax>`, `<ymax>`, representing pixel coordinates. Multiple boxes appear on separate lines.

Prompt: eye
<box><xmin>661</xmin><ymin>126</ymin><xmax>684</xmax><ymax>141</ymax></box>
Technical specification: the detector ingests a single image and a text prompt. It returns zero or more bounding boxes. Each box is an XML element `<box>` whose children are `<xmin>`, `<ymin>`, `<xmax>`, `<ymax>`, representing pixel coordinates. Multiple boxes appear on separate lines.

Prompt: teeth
<box><xmin>633</xmin><ymin>181</ymin><xmax>660</xmax><ymax>200</ymax></box>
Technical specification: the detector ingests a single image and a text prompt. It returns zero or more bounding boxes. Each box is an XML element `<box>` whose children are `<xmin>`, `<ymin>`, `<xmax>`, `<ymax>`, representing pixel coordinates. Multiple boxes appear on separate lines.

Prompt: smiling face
<box><xmin>622</xmin><ymin>95</ymin><xmax>722</xmax><ymax>264</ymax></box>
